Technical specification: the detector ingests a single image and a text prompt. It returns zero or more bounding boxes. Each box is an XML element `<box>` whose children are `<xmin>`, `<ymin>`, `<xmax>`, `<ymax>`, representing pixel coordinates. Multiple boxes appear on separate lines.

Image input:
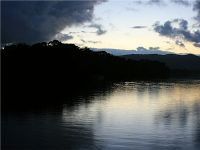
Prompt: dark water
<box><xmin>2</xmin><ymin>80</ymin><xmax>200</xmax><ymax>150</ymax></box>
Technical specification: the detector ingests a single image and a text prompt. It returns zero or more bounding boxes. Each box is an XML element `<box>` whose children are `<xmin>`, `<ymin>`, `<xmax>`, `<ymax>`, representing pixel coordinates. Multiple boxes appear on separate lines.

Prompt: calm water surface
<box><xmin>2</xmin><ymin>80</ymin><xmax>200</xmax><ymax>150</ymax></box>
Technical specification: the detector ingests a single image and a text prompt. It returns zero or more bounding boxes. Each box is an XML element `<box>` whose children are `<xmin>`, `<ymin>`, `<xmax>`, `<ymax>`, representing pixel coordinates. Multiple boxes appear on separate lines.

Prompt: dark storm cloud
<box><xmin>179</xmin><ymin>20</ymin><xmax>188</xmax><ymax>30</ymax></box>
<box><xmin>153</xmin><ymin>19</ymin><xmax>200</xmax><ymax>47</ymax></box>
<box><xmin>193</xmin><ymin>0</ymin><xmax>200</xmax><ymax>22</ymax></box>
<box><xmin>1</xmin><ymin>0</ymin><xmax>106</xmax><ymax>43</ymax></box>
<box><xmin>131</xmin><ymin>26</ymin><xmax>147</xmax><ymax>29</ymax></box>
<box><xmin>89</xmin><ymin>23</ymin><xmax>107</xmax><ymax>35</ymax></box>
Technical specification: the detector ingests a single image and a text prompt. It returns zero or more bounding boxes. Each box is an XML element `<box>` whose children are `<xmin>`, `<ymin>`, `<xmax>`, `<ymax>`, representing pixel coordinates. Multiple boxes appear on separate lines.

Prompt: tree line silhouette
<box><xmin>123</xmin><ymin>54</ymin><xmax>200</xmax><ymax>77</ymax></box>
<box><xmin>2</xmin><ymin>40</ymin><xmax>169</xmax><ymax>108</ymax></box>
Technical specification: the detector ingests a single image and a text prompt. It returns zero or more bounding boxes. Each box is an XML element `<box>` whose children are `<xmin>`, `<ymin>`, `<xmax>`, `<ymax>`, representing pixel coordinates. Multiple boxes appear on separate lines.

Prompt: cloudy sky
<box><xmin>2</xmin><ymin>0</ymin><xmax>200</xmax><ymax>54</ymax></box>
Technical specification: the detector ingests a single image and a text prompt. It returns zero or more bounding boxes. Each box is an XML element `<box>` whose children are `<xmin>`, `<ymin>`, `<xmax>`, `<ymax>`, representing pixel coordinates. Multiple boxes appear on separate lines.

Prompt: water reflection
<box><xmin>2</xmin><ymin>80</ymin><xmax>200</xmax><ymax>150</ymax></box>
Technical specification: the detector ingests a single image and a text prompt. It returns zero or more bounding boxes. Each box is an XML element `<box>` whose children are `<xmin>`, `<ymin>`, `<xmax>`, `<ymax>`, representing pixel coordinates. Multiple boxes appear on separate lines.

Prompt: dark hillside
<box><xmin>123</xmin><ymin>54</ymin><xmax>200</xmax><ymax>70</ymax></box>
<box><xmin>123</xmin><ymin>54</ymin><xmax>200</xmax><ymax>77</ymax></box>
<box><xmin>2</xmin><ymin>40</ymin><xmax>169</xmax><ymax>110</ymax></box>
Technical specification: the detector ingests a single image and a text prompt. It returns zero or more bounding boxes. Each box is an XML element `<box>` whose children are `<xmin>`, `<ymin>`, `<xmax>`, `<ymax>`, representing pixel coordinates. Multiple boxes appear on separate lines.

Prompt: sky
<box><xmin>1</xmin><ymin>0</ymin><xmax>200</xmax><ymax>54</ymax></box>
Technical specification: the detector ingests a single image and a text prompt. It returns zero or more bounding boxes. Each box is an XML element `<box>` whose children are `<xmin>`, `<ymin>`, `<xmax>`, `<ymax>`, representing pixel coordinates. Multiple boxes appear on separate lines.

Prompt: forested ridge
<box><xmin>2</xmin><ymin>40</ymin><xmax>169</xmax><ymax>108</ymax></box>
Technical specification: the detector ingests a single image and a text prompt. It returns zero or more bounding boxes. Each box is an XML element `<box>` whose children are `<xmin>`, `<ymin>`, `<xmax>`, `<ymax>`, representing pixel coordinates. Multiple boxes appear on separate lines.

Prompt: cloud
<box><xmin>192</xmin><ymin>23</ymin><xmax>200</xmax><ymax>29</ymax></box>
<box><xmin>69</xmin><ymin>31</ymin><xmax>81</xmax><ymax>34</ymax></box>
<box><xmin>153</xmin><ymin>19</ymin><xmax>200</xmax><ymax>47</ymax></box>
<box><xmin>175</xmin><ymin>40</ymin><xmax>185</xmax><ymax>47</ymax></box>
<box><xmin>54</xmin><ymin>33</ymin><xmax>73</xmax><ymax>42</ymax></box>
<box><xmin>193</xmin><ymin>0</ymin><xmax>200</xmax><ymax>22</ymax></box>
<box><xmin>92</xmin><ymin>46</ymin><xmax>174</xmax><ymax>55</ymax></box>
<box><xmin>88</xmin><ymin>41</ymin><xmax>101</xmax><ymax>44</ymax></box>
<box><xmin>147</xmin><ymin>0</ymin><xmax>164</xmax><ymax>5</ymax></box>
<box><xmin>133</xmin><ymin>0</ymin><xmax>165</xmax><ymax>5</ymax></box>
<box><xmin>81</xmin><ymin>31</ymin><xmax>96</xmax><ymax>34</ymax></box>
<box><xmin>1</xmin><ymin>0</ymin><xmax>106</xmax><ymax>43</ymax></box>
<box><xmin>89</xmin><ymin>23</ymin><xmax>107</xmax><ymax>35</ymax></box>
<box><xmin>136</xmin><ymin>46</ymin><xmax>173</xmax><ymax>54</ymax></box>
<box><xmin>81</xmin><ymin>39</ymin><xmax>101</xmax><ymax>44</ymax></box>
<box><xmin>133</xmin><ymin>0</ymin><xmax>191</xmax><ymax>6</ymax></box>
<box><xmin>131</xmin><ymin>26</ymin><xmax>147</xmax><ymax>29</ymax></box>
<box><xmin>194</xmin><ymin>43</ymin><xmax>200</xmax><ymax>47</ymax></box>
<box><xmin>171</xmin><ymin>0</ymin><xmax>190</xmax><ymax>6</ymax></box>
